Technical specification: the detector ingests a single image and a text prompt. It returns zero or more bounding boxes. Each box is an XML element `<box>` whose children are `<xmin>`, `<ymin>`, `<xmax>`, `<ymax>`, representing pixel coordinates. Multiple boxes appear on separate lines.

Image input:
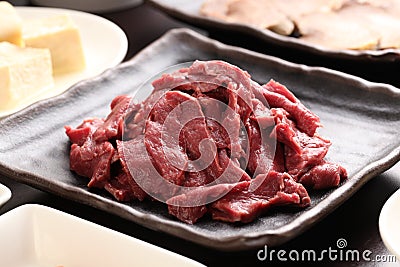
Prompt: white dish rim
<box><xmin>0</xmin><ymin>183</ymin><xmax>11</xmax><ymax>208</ymax></box>
<box><xmin>0</xmin><ymin>204</ymin><xmax>205</xmax><ymax>267</ymax></box>
<box><xmin>379</xmin><ymin>188</ymin><xmax>400</xmax><ymax>260</ymax></box>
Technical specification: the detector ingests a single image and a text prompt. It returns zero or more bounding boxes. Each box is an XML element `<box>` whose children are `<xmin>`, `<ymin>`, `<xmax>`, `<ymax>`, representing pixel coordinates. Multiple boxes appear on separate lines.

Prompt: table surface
<box><xmin>1</xmin><ymin>2</ymin><xmax>400</xmax><ymax>266</ymax></box>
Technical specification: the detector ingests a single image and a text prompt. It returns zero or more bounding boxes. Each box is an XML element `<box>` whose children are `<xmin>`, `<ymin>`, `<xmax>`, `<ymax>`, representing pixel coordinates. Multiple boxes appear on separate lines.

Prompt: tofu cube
<box><xmin>0</xmin><ymin>1</ymin><xmax>24</xmax><ymax>46</ymax></box>
<box><xmin>0</xmin><ymin>42</ymin><xmax>54</xmax><ymax>109</ymax></box>
<box><xmin>23</xmin><ymin>14</ymin><xmax>86</xmax><ymax>74</ymax></box>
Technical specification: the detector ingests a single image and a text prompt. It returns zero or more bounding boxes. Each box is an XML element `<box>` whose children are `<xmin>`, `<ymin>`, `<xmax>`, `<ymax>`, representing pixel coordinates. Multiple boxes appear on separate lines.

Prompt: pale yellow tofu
<box><xmin>23</xmin><ymin>15</ymin><xmax>86</xmax><ymax>74</ymax></box>
<box><xmin>0</xmin><ymin>42</ymin><xmax>54</xmax><ymax>109</ymax></box>
<box><xmin>0</xmin><ymin>1</ymin><xmax>23</xmax><ymax>46</ymax></box>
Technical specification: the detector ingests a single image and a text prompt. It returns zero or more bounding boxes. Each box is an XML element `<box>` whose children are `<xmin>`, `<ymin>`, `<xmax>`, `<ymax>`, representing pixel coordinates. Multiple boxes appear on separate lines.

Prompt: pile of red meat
<box><xmin>65</xmin><ymin>60</ymin><xmax>347</xmax><ymax>224</ymax></box>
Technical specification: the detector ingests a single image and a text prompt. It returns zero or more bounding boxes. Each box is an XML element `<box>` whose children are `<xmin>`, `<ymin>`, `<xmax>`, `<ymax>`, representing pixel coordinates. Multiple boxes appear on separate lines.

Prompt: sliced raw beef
<box><xmin>69</xmin><ymin>140</ymin><xmax>114</xmax><ymax>188</ymax></box>
<box><xmin>298</xmin><ymin>161</ymin><xmax>348</xmax><ymax>190</ymax></box>
<box><xmin>210</xmin><ymin>171</ymin><xmax>310</xmax><ymax>223</ymax></box>
<box><xmin>93</xmin><ymin>95</ymin><xmax>134</xmax><ymax>142</ymax></box>
<box><xmin>66</xmin><ymin>118</ymin><xmax>114</xmax><ymax>188</ymax></box>
<box><xmin>65</xmin><ymin>118</ymin><xmax>104</xmax><ymax>146</ymax></box>
<box><xmin>105</xmin><ymin>167</ymin><xmax>147</xmax><ymax>202</ymax></box>
<box><xmin>66</xmin><ymin>60</ymin><xmax>347</xmax><ymax>225</ymax></box>
<box><xmin>254</xmin><ymin>80</ymin><xmax>321</xmax><ymax>136</ymax></box>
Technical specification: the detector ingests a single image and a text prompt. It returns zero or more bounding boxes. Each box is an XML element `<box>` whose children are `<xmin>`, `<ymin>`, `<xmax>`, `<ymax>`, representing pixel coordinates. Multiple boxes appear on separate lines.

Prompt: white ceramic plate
<box><xmin>0</xmin><ymin>183</ymin><xmax>11</xmax><ymax>208</ymax></box>
<box><xmin>0</xmin><ymin>204</ymin><xmax>205</xmax><ymax>267</ymax></box>
<box><xmin>379</xmin><ymin>189</ymin><xmax>400</xmax><ymax>260</ymax></box>
<box><xmin>0</xmin><ymin>7</ymin><xmax>128</xmax><ymax>118</ymax></box>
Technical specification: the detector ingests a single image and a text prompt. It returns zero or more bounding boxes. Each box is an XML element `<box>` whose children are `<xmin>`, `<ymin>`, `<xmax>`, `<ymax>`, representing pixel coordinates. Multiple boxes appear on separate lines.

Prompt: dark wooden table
<box><xmin>1</xmin><ymin>2</ymin><xmax>400</xmax><ymax>266</ymax></box>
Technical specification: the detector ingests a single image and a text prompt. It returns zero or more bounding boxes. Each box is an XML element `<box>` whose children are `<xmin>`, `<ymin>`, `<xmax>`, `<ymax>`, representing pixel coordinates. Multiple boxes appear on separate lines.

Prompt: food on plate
<box><xmin>0</xmin><ymin>1</ymin><xmax>23</xmax><ymax>46</ymax></box>
<box><xmin>65</xmin><ymin>60</ymin><xmax>347</xmax><ymax>224</ymax></box>
<box><xmin>209</xmin><ymin>0</ymin><xmax>295</xmax><ymax>35</ymax></box>
<box><xmin>343</xmin><ymin>2</ymin><xmax>400</xmax><ymax>49</ymax></box>
<box><xmin>267</xmin><ymin>0</ymin><xmax>344</xmax><ymax>20</ymax></box>
<box><xmin>297</xmin><ymin>1</ymin><xmax>400</xmax><ymax>49</ymax></box>
<box><xmin>23</xmin><ymin>14</ymin><xmax>86</xmax><ymax>74</ymax></box>
<box><xmin>201</xmin><ymin>0</ymin><xmax>343</xmax><ymax>36</ymax></box>
<box><xmin>295</xmin><ymin>8</ymin><xmax>379</xmax><ymax>50</ymax></box>
<box><xmin>0</xmin><ymin>42</ymin><xmax>53</xmax><ymax>110</ymax></box>
<box><xmin>0</xmin><ymin>2</ymin><xmax>87</xmax><ymax>111</ymax></box>
<box><xmin>200</xmin><ymin>0</ymin><xmax>400</xmax><ymax>50</ymax></box>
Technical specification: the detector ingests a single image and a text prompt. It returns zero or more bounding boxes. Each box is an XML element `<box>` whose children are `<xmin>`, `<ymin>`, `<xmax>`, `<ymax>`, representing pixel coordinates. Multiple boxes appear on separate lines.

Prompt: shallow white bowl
<box><xmin>31</xmin><ymin>0</ymin><xmax>142</xmax><ymax>13</ymax></box>
<box><xmin>379</xmin><ymin>188</ymin><xmax>400</xmax><ymax>260</ymax></box>
<box><xmin>0</xmin><ymin>204</ymin><xmax>205</xmax><ymax>267</ymax></box>
<box><xmin>0</xmin><ymin>183</ymin><xmax>11</xmax><ymax>208</ymax></box>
